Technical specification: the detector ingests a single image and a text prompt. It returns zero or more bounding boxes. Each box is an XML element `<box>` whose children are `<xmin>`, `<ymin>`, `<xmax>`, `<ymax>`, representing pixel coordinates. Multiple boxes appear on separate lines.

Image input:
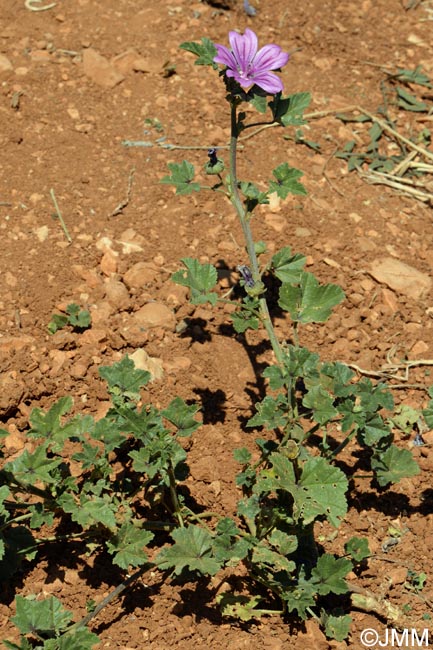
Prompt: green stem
<box><xmin>167</xmin><ymin>463</ymin><xmax>184</xmax><ymax>527</ymax></box>
<box><xmin>229</xmin><ymin>101</ymin><xmax>284</xmax><ymax>368</ymax></box>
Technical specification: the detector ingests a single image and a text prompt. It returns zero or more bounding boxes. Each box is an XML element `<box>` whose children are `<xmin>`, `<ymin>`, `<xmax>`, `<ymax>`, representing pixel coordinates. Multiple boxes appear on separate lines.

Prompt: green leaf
<box><xmin>268</xmin><ymin>163</ymin><xmax>306</xmax><ymax>200</ymax></box>
<box><xmin>256</xmin><ymin>454</ymin><xmax>348</xmax><ymax>527</ymax></box>
<box><xmin>247</xmin><ymin>395</ymin><xmax>288</xmax><ymax>430</ymax></box>
<box><xmin>311</xmin><ymin>554</ymin><xmax>351</xmax><ymax>595</ymax></box>
<box><xmin>66</xmin><ymin>303</ymin><xmax>91</xmax><ymax>329</ymax></box>
<box><xmin>54</xmin><ymin>627</ymin><xmax>101</xmax><ymax>650</ymax></box>
<box><xmin>371</xmin><ymin>445</ymin><xmax>419</xmax><ymax>486</ymax></box>
<box><xmin>281</xmin><ymin>568</ymin><xmax>317</xmax><ymax>618</ymax></box>
<box><xmin>278</xmin><ymin>272</ymin><xmax>345</xmax><ymax>323</ymax></box>
<box><xmin>29</xmin><ymin>396</ymin><xmax>73</xmax><ymax>440</ymax></box>
<box><xmin>161</xmin><ymin>160</ymin><xmax>201</xmax><ymax>195</ymax></box>
<box><xmin>239</xmin><ymin>181</ymin><xmax>269</xmax><ymax>211</ymax></box>
<box><xmin>172</xmin><ymin>257</ymin><xmax>218</xmax><ymax>305</ymax></box>
<box><xmin>162</xmin><ymin>397</ymin><xmax>201</xmax><ymax>437</ymax></box>
<box><xmin>106</xmin><ymin>524</ymin><xmax>153</xmax><ymax>569</ymax></box>
<box><xmin>4</xmin><ymin>444</ymin><xmax>62</xmax><ymax>486</ymax></box>
<box><xmin>324</xmin><ymin>613</ymin><xmax>352</xmax><ymax>641</ymax></box>
<box><xmin>217</xmin><ymin>594</ymin><xmax>263</xmax><ymax>622</ymax></box>
<box><xmin>344</xmin><ymin>536</ymin><xmax>370</xmax><ymax>562</ymax></box>
<box><xmin>268</xmin><ymin>529</ymin><xmax>298</xmax><ymax>556</ymax></box>
<box><xmin>58</xmin><ymin>493</ymin><xmax>117</xmax><ymax>530</ymax></box>
<box><xmin>396</xmin><ymin>86</ymin><xmax>428</xmax><ymax>112</ymax></box>
<box><xmin>180</xmin><ymin>38</ymin><xmax>218</xmax><ymax>67</ymax></box>
<box><xmin>271</xmin><ymin>246</ymin><xmax>306</xmax><ymax>283</ymax></box>
<box><xmin>230</xmin><ymin>295</ymin><xmax>261</xmax><ymax>333</ymax></box>
<box><xmin>251</xmin><ymin>543</ymin><xmax>295</xmax><ymax>573</ymax></box>
<box><xmin>302</xmin><ymin>385</ymin><xmax>338</xmax><ymax>425</ymax></box>
<box><xmin>395</xmin><ymin>65</ymin><xmax>432</xmax><ymax>88</ymax></box>
<box><xmin>233</xmin><ymin>447</ymin><xmax>252</xmax><ymax>464</ymax></box>
<box><xmin>269</xmin><ymin>91</ymin><xmax>311</xmax><ymax>126</ymax></box>
<box><xmin>388</xmin><ymin>404</ymin><xmax>420</xmax><ymax>435</ymax></box>
<box><xmin>249</xmin><ymin>92</ymin><xmax>268</xmax><ymax>114</ymax></box>
<box><xmin>48</xmin><ymin>313</ymin><xmax>69</xmax><ymax>334</ymax></box>
<box><xmin>156</xmin><ymin>525</ymin><xmax>221</xmax><ymax>575</ymax></box>
<box><xmin>99</xmin><ymin>355</ymin><xmax>150</xmax><ymax>402</ymax></box>
<box><xmin>12</xmin><ymin>595</ymin><xmax>73</xmax><ymax>636</ymax></box>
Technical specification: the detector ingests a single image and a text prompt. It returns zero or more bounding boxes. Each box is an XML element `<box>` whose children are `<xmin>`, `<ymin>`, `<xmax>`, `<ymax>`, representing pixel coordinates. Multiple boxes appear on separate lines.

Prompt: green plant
<box><xmin>2</xmin><ymin>28</ymin><xmax>426</xmax><ymax>648</ymax></box>
<box><xmin>47</xmin><ymin>303</ymin><xmax>91</xmax><ymax>334</ymax></box>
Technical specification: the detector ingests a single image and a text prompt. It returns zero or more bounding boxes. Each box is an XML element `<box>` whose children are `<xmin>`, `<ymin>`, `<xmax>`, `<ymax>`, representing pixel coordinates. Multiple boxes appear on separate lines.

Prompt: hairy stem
<box><xmin>229</xmin><ymin>102</ymin><xmax>284</xmax><ymax>367</ymax></box>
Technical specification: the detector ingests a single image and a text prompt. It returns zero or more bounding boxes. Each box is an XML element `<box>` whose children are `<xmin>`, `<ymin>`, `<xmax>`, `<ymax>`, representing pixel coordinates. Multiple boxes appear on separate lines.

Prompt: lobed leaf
<box><xmin>371</xmin><ymin>445</ymin><xmax>419</xmax><ymax>486</ymax></box>
<box><xmin>278</xmin><ymin>272</ymin><xmax>345</xmax><ymax>323</ymax></box>
<box><xmin>161</xmin><ymin>160</ymin><xmax>201</xmax><ymax>195</ymax></box>
<box><xmin>180</xmin><ymin>38</ymin><xmax>218</xmax><ymax>67</ymax></box>
<box><xmin>172</xmin><ymin>257</ymin><xmax>218</xmax><ymax>305</ymax></box>
<box><xmin>156</xmin><ymin>525</ymin><xmax>221</xmax><ymax>576</ymax></box>
<box><xmin>268</xmin><ymin>163</ymin><xmax>306</xmax><ymax>200</ymax></box>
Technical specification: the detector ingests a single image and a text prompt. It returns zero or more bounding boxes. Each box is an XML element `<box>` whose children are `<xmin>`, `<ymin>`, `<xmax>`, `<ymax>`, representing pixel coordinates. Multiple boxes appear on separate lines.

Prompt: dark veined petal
<box><xmin>229</xmin><ymin>28</ymin><xmax>258</xmax><ymax>69</ymax></box>
<box><xmin>214</xmin><ymin>44</ymin><xmax>238</xmax><ymax>69</ymax></box>
<box><xmin>250</xmin><ymin>71</ymin><xmax>284</xmax><ymax>94</ymax></box>
<box><xmin>253</xmin><ymin>44</ymin><xmax>290</xmax><ymax>73</ymax></box>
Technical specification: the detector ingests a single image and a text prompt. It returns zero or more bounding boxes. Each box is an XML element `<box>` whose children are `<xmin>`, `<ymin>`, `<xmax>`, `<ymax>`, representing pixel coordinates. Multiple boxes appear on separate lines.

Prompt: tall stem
<box><xmin>229</xmin><ymin>102</ymin><xmax>284</xmax><ymax>368</ymax></box>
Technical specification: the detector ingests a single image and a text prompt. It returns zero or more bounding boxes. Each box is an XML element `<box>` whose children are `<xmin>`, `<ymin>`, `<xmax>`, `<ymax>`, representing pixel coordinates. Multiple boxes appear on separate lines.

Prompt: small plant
<box><xmin>47</xmin><ymin>303</ymin><xmax>91</xmax><ymax>334</ymax></box>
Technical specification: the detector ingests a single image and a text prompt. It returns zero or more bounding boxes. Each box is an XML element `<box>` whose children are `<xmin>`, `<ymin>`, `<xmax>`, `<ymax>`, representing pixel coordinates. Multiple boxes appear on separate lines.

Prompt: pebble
<box><xmin>370</xmin><ymin>257</ymin><xmax>431</xmax><ymax>300</ymax></box>
<box><xmin>82</xmin><ymin>48</ymin><xmax>125</xmax><ymax>88</ymax></box>
<box><xmin>90</xmin><ymin>301</ymin><xmax>115</xmax><ymax>325</ymax></box>
<box><xmin>132</xmin><ymin>302</ymin><xmax>176</xmax><ymax>331</ymax></box>
<box><xmin>100</xmin><ymin>249</ymin><xmax>119</xmax><ymax>276</ymax></box>
<box><xmin>0</xmin><ymin>53</ymin><xmax>13</xmax><ymax>75</ymax></box>
<box><xmin>129</xmin><ymin>348</ymin><xmax>163</xmax><ymax>380</ymax></box>
<box><xmin>264</xmin><ymin>213</ymin><xmax>287</xmax><ymax>232</ymax></box>
<box><xmin>111</xmin><ymin>48</ymin><xmax>141</xmax><ymax>75</ymax></box>
<box><xmin>104</xmin><ymin>277</ymin><xmax>130</xmax><ymax>310</ymax></box>
<box><xmin>123</xmin><ymin>262</ymin><xmax>159</xmax><ymax>289</ymax></box>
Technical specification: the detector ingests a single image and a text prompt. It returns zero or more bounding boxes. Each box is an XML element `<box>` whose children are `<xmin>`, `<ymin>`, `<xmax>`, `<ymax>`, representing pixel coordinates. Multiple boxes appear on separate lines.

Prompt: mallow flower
<box><xmin>214</xmin><ymin>28</ymin><xmax>289</xmax><ymax>95</ymax></box>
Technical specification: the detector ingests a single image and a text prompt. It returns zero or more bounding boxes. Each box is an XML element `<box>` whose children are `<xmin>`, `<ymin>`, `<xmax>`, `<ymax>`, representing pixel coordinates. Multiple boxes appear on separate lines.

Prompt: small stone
<box><xmin>123</xmin><ymin>262</ymin><xmax>158</xmax><ymax>289</ymax></box>
<box><xmin>49</xmin><ymin>349</ymin><xmax>69</xmax><ymax>377</ymax></box>
<box><xmin>82</xmin><ymin>48</ymin><xmax>125</xmax><ymax>88</ymax></box>
<box><xmin>104</xmin><ymin>277</ymin><xmax>130</xmax><ymax>310</ymax></box>
<box><xmin>295</xmin><ymin>227</ymin><xmax>312</xmax><ymax>237</ymax></box>
<box><xmin>67</xmin><ymin>107</ymin><xmax>80</xmax><ymax>120</ymax></box>
<box><xmin>370</xmin><ymin>257</ymin><xmax>431</xmax><ymax>300</ymax></box>
<box><xmin>70</xmin><ymin>358</ymin><xmax>91</xmax><ymax>379</ymax></box>
<box><xmin>116</xmin><ymin>228</ymin><xmax>145</xmax><ymax>254</ymax></box>
<box><xmin>100</xmin><ymin>249</ymin><xmax>119</xmax><ymax>276</ymax></box>
<box><xmin>163</xmin><ymin>356</ymin><xmax>192</xmax><ymax>373</ymax></box>
<box><xmin>0</xmin><ymin>53</ymin><xmax>13</xmax><ymax>75</ymax></box>
<box><xmin>411</xmin><ymin>340</ymin><xmax>429</xmax><ymax>356</ymax></box>
<box><xmin>111</xmin><ymin>48</ymin><xmax>140</xmax><ymax>75</ymax></box>
<box><xmin>381</xmin><ymin>288</ymin><xmax>399</xmax><ymax>314</ymax></box>
<box><xmin>79</xmin><ymin>328</ymin><xmax>107</xmax><ymax>347</ymax></box>
<box><xmin>264</xmin><ymin>213</ymin><xmax>287</xmax><ymax>232</ymax></box>
<box><xmin>90</xmin><ymin>301</ymin><xmax>115</xmax><ymax>325</ymax></box>
<box><xmin>388</xmin><ymin>566</ymin><xmax>408</xmax><ymax>586</ymax></box>
<box><xmin>34</xmin><ymin>225</ymin><xmax>49</xmax><ymax>242</ymax></box>
<box><xmin>133</xmin><ymin>302</ymin><xmax>176</xmax><ymax>330</ymax></box>
<box><xmin>130</xmin><ymin>348</ymin><xmax>164</xmax><ymax>380</ymax></box>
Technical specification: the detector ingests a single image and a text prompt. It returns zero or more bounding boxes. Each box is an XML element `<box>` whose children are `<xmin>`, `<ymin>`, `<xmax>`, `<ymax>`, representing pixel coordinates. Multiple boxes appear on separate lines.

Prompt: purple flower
<box><xmin>214</xmin><ymin>28</ymin><xmax>289</xmax><ymax>95</ymax></box>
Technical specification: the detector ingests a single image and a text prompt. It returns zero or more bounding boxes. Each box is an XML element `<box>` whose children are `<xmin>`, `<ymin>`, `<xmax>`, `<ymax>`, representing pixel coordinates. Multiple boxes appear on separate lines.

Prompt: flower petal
<box><xmin>229</xmin><ymin>28</ymin><xmax>258</xmax><ymax>70</ymax></box>
<box><xmin>253</xmin><ymin>44</ymin><xmax>290</xmax><ymax>73</ymax></box>
<box><xmin>251</xmin><ymin>71</ymin><xmax>284</xmax><ymax>94</ymax></box>
<box><xmin>214</xmin><ymin>44</ymin><xmax>238</xmax><ymax>70</ymax></box>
